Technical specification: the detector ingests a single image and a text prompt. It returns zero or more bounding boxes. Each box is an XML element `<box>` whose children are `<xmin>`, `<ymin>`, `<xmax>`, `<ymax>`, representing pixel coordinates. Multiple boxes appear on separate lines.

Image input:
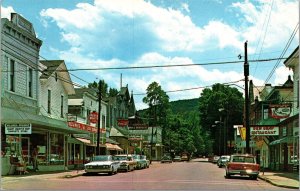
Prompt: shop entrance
<box><xmin>21</xmin><ymin>137</ymin><xmax>30</xmax><ymax>164</ymax></box>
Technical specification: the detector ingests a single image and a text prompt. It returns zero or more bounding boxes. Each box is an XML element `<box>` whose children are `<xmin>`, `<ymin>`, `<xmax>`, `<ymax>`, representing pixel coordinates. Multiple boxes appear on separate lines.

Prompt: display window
<box><xmin>50</xmin><ymin>133</ymin><xmax>64</xmax><ymax>165</ymax></box>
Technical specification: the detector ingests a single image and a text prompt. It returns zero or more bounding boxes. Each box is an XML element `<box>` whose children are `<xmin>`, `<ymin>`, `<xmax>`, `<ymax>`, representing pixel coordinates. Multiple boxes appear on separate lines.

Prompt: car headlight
<box><xmin>246</xmin><ymin>169</ymin><xmax>252</xmax><ymax>173</ymax></box>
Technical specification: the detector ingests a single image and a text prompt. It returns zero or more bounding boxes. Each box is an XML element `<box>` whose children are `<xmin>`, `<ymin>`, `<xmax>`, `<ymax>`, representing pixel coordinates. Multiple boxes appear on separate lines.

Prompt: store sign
<box><xmin>68</xmin><ymin>121</ymin><xmax>99</xmax><ymax>133</ymax></box>
<box><xmin>5</xmin><ymin>124</ymin><xmax>32</xmax><ymax>134</ymax></box>
<box><xmin>128</xmin><ymin>124</ymin><xmax>148</xmax><ymax>130</ymax></box>
<box><xmin>89</xmin><ymin>111</ymin><xmax>98</xmax><ymax>124</ymax></box>
<box><xmin>269</xmin><ymin>104</ymin><xmax>291</xmax><ymax>119</ymax></box>
<box><xmin>117</xmin><ymin>119</ymin><xmax>129</xmax><ymax>127</ymax></box>
<box><xmin>250</xmin><ymin>126</ymin><xmax>279</xmax><ymax>136</ymax></box>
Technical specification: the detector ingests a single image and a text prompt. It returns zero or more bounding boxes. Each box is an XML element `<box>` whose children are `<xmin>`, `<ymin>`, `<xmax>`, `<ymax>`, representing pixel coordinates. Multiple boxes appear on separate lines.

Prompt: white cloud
<box><xmin>37</xmin><ymin>0</ymin><xmax>298</xmax><ymax>109</ymax></box>
<box><xmin>274</xmin><ymin>66</ymin><xmax>293</xmax><ymax>85</ymax></box>
<box><xmin>232</xmin><ymin>0</ymin><xmax>299</xmax><ymax>51</ymax></box>
<box><xmin>1</xmin><ymin>6</ymin><xmax>15</xmax><ymax>20</ymax></box>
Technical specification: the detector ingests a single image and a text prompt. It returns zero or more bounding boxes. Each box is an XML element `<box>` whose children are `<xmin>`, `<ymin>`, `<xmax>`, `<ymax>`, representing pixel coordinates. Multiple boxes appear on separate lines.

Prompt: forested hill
<box><xmin>138</xmin><ymin>98</ymin><xmax>199</xmax><ymax>115</ymax></box>
<box><xmin>169</xmin><ymin>98</ymin><xmax>198</xmax><ymax>114</ymax></box>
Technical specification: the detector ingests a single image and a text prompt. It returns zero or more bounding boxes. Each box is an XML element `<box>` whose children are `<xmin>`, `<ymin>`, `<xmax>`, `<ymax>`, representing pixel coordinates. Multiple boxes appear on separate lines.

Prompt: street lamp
<box><xmin>212</xmin><ymin>123</ymin><xmax>221</xmax><ymax>156</ymax></box>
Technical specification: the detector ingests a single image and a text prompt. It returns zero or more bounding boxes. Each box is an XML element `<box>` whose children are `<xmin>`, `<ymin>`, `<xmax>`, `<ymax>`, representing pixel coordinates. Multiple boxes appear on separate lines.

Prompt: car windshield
<box><xmin>92</xmin><ymin>155</ymin><xmax>110</xmax><ymax>162</ymax></box>
<box><xmin>113</xmin><ymin>156</ymin><xmax>128</xmax><ymax>161</ymax></box>
<box><xmin>232</xmin><ymin>156</ymin><xmax>255</xmax><ymax>163</ymax></box>
<box><xmin>140</xmin><ymin>156</ymin><xmax>146</xmax><ymax>160</ymax></box>
<box><xmin>133</xmin><ymin>155</ymin><xmax>140</xmax><ymax>160</ymax></box>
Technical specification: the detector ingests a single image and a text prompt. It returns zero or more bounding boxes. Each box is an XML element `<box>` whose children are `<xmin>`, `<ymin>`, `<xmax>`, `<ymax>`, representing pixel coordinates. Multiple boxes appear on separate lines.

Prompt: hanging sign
<box><xmin>269</xmin><ymin>104</ymin><xmax>291</xmax><ymax>119</ymax></box>
<box><xmin>250</xmin><ymin>126</ymin><xmax>279</xmax><ymax>136</ymax></box>
<box><xmin>89</xmin><ymin>111</ymin><xmax>98</xmax><ymax>123</ymax></box>
<box><xmin>5</xmin><ymin>124</ymin><xmax>32</xmax><ymax>134</ymax></box>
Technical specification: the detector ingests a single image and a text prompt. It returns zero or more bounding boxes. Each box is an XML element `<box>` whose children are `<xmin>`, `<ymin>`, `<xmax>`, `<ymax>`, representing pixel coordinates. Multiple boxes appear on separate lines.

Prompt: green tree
<box><xmin>88</xmin><ymin>80</ymin><xmax>107</xmax><ymax>96</ymax></box>
<box><xmin>198</xmin><ymin>83</ymin><xmax>244</xmax><ymax>155</ymax></box>
<box><xmin>142</xmin><ymin>82</ymin><xmax>170</xmax><ymax>126</ymax></box>
<box><xmin>108</xmin><ymin>88</ymin><xmax>119</xmax><ymax>97</ymax></box>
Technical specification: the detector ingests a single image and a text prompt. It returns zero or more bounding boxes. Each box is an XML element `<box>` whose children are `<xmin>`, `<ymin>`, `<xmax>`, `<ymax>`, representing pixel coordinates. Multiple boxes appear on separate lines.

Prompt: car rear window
<box><xmin>232</xmin><ymin>156</ymin><xmax>255</xmax><ymax>163</ymax></box>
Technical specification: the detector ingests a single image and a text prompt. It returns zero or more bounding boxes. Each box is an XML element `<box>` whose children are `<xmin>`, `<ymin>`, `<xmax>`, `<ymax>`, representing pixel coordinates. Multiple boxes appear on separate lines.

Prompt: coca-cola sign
<box><xmin>89</xmin><ymin>111</ymin><xmax>98</xmax><ymax>123</ymax></box>
<box><xmin>269</xmin><ymin>104</ymin><xmax>291</xmax><ymax>119</ymax></box>
<box><xmin>117</xmin><ymin>119</ymin><xmax>129</xmax><ymax>127</ymax></box>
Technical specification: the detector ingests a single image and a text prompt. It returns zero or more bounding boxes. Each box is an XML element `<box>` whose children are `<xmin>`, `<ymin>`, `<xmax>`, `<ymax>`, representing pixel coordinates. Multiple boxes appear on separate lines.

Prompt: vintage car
<box><xmin>225</xmin><ymin>154</ymin><xmax>260</xmax><ymax>180</ymax></box>
<box><xmin>84</xmin><ymin>155</ymin><xmax>119</xmax><ymax>175</ymax></box>
<box><xmin>133</xmin><ymin>155</ymin><xmax>146</xmax><ymax>169</ymax></box>
<box><xmin>173</xmin><ymin>156</ymin><xmax>181</xmax><ymax>162</ymax></box>
<box><xmin>140</xmin><ymin>155</ymin><xmax>150</xmax><ymax>168</ymax></box>
<box><xmin>181</xmin><ymin>153</ymin><xmax>189</xmax><ymax>161</ymax></box>
<box><xmin>113</xmin><ymin>154</ymin><xmax>136</xmax><ymax>172</ymax></box>
<box><xmin>161</xmin><ymin>155</ymin><xmax>173</xmax><ymax>163</ymax></box>
<box><xmin>217</xmin><ymin>155</ymin><xmax>230</xmax><ymax>168</ymax></box>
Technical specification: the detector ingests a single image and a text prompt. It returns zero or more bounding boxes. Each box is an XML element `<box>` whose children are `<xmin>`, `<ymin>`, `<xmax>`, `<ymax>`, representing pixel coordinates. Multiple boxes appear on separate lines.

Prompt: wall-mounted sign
<box><xmin>5</xmin><ymin>124</ymin><xmax>32</xmax><ymax>134</ymax></box>
<box><xmin>68</xmin><ymin>121</ymin><xmax>101</xmax><ymax>133</ymax></box>
<box><xmin>250</xmin><ymin>126</ymin><xmax>279</xmax><ymax>136</ymax></box>
<box><xmin>89</xmin><ymin>111</ymin><xmax>98</xmax><ymax>124</ymax></box>
<box><xmin>117</xmin><ymin>119</ymin><xmax>129</xmax><ymax>127</ymax></box>
<box><xmin>269</xmin><ymin>104</ymin><xmax>291</xmax><ymax>119</ymax></box>
<box><xmin>128</xmin><ymin>124</ymin><xmax>148</xmax><ymax>130</ymax></box>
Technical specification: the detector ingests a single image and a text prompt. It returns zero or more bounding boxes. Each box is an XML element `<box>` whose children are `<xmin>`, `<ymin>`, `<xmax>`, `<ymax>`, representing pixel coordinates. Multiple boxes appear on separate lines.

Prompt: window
<box><xmin>9</xmin><ymin>59</ymin><xmax>15</xmax><ymax>92</ymax></box>
<box><xmin>297</xmin><ymin>80</ymin><xmax>299</xmax><ymax>108</ymax></box>
<box><xmin>28</xmin><ymin>68</ymin><xmax>33</xmax><ymax>97</ymax></box>
<box><xmin>60</xmin><ymin>95</ymin><xmax>64</xmax><ymax>118</ymax></box>
<box><xmin>87</xmin><ymin>109</ymin><xmax>90</xmax><ymax>124</ymax></box>
<box><xmin>102</xmin><ymin>115</ymin><xmax>105</xmax><ymax>129</ymax></box>
<box><xmin>47</xmin><ymin>90</ymin><xmax>51</xmax><ymax>114</ymax></box>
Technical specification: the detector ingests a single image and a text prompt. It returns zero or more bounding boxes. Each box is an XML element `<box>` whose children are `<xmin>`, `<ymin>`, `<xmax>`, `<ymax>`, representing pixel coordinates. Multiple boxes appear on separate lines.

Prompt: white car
<box><xmin>84</xmin><ymin>155</ymin><xmax>120</xmax><ymax>175</ymax></box>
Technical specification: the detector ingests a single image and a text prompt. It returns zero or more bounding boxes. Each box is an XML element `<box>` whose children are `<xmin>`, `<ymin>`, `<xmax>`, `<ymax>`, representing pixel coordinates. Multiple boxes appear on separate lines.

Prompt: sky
<box><xmin>1</xmin><ymin>0</ymin><xmax>299</xmax><ymax>110</ymax></box>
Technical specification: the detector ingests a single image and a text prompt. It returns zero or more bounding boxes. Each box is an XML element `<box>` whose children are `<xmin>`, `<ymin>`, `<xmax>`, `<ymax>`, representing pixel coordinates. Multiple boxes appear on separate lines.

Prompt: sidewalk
<box><xmin>258</xmin><ymin>170</ymin><xmax>299</xmax><ymax>189</ymax></box>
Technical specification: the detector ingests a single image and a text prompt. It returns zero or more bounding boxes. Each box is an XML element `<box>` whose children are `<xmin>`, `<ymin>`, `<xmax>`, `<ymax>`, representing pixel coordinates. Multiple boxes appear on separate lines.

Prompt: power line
<box><xmin>133</xmin><ymin>79</ymin><xmax>245</xmax><ymax>95</ymax></box>
<box><xmin>264</xmin><ymin>23</ymin><xmax>299</xmax><ymax>84</ymax></box>
<box><xmin>1</xmin><ymin>57</ymin><xmax>291</xmax><ymax>73</ymax></box>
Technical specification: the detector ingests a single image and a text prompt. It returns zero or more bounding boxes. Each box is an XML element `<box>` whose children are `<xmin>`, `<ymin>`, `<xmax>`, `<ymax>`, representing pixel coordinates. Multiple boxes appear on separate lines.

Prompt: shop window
<box><xmin>50</xmin><ymin>134</ymin><xmax>64</xmax><ymax>165</ymax></box>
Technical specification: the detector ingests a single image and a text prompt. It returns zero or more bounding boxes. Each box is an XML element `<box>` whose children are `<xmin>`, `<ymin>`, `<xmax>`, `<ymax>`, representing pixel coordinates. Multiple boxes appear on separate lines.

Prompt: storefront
<box><xmin>1</xmin><ymin>108</ymin><xmax>88</xmax><ymax>175</ymax></box>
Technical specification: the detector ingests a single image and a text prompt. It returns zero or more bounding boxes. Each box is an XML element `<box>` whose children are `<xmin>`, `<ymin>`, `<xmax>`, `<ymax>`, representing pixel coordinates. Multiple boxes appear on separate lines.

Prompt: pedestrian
<box><xmin>32</xmin><ymin>147</ymin><xmax>39</xmax><ymax>171</ymax></box>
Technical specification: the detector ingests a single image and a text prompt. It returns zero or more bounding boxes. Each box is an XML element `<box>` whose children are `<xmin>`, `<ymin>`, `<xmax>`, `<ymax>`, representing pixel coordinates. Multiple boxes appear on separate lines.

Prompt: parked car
<box><xmin>217</xmin><ymin>155</ymin><xmax>230</xmax><ymax>168</ymax></box>
<box><xmin>113</xmin><ymin>154</ymin><xmax>135</xmax><ymax>172</ymax></box>
<box><xmin>140</xmin><ymin>155</ymin><xmax>150</xmax><ymax>168</ymax></box>
<box><xmin>181</xmin><ymin>153</ymin><xmax>189</xmax><ymax>161</ymax></box>
<box><xmin>173</xmin><ymin>156</ymin><xmax>181</xmax><ymax>162</ymax></box>
<box><xmin>225</xmin><ymin>154</ymin><xmax>260</xmax><ymax>180</ymax></box>
<box><xmin>133</xmin><ymin>155</ymin><xmax>146</xmax><ymax>169</ymax></box>
<box><xmin>84</xmin><ymin>155</ymin><xmax>119</xmax><ymax>175</ymax></box>
<box><xmin>161</xmin><ymin>155</ymin><xmax>173</xmax><ymax>163</ymax></box>
<box><xmin>212</xmin><ymin>155</ymin><xmax>220</xmax><ymax>163</ymax></box>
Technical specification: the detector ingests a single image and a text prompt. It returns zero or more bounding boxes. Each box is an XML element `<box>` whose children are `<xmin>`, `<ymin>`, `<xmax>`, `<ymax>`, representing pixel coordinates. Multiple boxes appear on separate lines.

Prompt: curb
<box><xmin>258</xmin><ymin>175</ymin><xmax>299</xmax><ymax>189</ymax></box>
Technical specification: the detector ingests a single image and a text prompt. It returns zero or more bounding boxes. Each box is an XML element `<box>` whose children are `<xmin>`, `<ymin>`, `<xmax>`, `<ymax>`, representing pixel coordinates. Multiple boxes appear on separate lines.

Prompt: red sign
<box><xmin>89</xmin><ymin>111</ymin><xmax>98</xmax><ymax>123</ymax></box>
<box><xmin>269</xmin><ymin>104</ymin><xmax>291</xmax><ymax>119</ymax></box>
<box><xmin>117</xmin><ymin>119</ymin><xmax>129</xmax><ymax>127</ymax></box>
<box><xmin>68</xmin><ymin>121</ymin><xmax>97</xmax><ymax>133</ymax></box>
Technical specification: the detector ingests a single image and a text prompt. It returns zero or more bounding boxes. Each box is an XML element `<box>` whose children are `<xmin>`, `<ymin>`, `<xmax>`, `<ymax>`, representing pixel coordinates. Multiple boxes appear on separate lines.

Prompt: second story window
<box><xmin>47</xmin><ymin>89</ymin><xmax>51</xmax><ymax>114</ymax></box>
<box><xmin>9</xmin><ymin>59</ymin><xmax>15</xmax><ymax>92</ymax></box>
<box><xmin>297</xmin><ymin>80</ymin><xmax>299</xmax><ymax>108</ymax></box>
<box><xmin>28</xmin><ymin>68</ymin><xmax>33</xmax><ymax>97</ymax></box>
<box><xmin>87</xmin><ymin>109</ymin><xmax>90</xmax><ymax>124</ymax></box>
<box><xmin>61</xmin><ymin>95</ymin><xmax>64</xmax><ymax>118</ymax></box>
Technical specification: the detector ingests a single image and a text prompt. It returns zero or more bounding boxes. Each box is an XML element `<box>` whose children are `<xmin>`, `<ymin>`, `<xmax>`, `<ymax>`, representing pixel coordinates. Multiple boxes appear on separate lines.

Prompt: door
<box><xmin>283</xmin><ymin>143</ymin><xmax>288</xmax><ymax>171</ymax></box>
<box><xmin>21</xmin><ymin>137</ymin><xmax>30</xmax><ymax>164</ymax></box>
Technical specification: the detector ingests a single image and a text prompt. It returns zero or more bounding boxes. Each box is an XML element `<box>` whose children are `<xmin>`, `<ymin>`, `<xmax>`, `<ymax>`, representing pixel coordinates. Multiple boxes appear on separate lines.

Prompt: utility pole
<box><xmin>96</xmin><ymin>80</ymin><xmax>102</xmax><ymax>155</ymax></box>
<box><xmin>244</xmin><ymin>41</ymin><xmax>250</xmax><ymax>154</ymax></box>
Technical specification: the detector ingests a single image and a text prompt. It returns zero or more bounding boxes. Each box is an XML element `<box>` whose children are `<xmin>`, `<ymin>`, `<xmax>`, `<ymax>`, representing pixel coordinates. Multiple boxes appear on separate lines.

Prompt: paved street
<box><xmin>1</xmin><ymin>159</ymin><xmax>296</xmax><ymax>190</ymax></box>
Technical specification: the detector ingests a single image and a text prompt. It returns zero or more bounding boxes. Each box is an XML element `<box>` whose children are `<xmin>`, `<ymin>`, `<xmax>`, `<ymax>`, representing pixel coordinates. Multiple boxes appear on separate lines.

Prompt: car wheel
<box><xmin>225</xmin><ymin>171</ymin><xmax>231</xmax><ymax>179</ymax></box>
<box><xmin>109</xmin><ymin>168</ymin><xmax>114</xmax><ymax>175</ymax></box>
<box><xmin>250</xmin><ymin>175</ymin><xmax>257</xmax><ymax>180</ymax></box>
